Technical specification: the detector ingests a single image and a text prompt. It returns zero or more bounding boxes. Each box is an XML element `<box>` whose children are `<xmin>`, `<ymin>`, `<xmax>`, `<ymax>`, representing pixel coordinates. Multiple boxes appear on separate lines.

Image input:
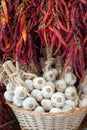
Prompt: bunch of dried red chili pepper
<box><xmin>0</xmin><ymin>0</ymin><xmax>87</xmax><ymax>79</ymax></box>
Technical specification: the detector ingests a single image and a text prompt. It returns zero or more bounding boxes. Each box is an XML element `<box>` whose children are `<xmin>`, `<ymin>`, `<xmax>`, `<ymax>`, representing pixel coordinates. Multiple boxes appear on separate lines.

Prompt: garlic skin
<box><xmin>51</xmin><ymin>68</ymin><xmax>58</xmax><ymax>77</ymax></box>
<box><xmin>65</xmin><ymin>86</ymin><xmax>77</xmax><ymax>100</ymax></box>
<box><xmin>64</xmin><ymin>72</ymin><xmax>77</xmax><ymax>85</ymax></box>
<box><xmin>82</xmin><ymin>84</ymin><xmax>87</xmax><ymax>94</ymax></box>
<box><xmin>79</xmin><ymin>98</ymin><xmax>87</xmax><ymax>108</ymax></box>
<box><xmin>73</xmin><ymin>95</ymin><xmax>79</xmax><ymax>107</ymax></box>
<box><xmin>13</xmin><ymin>96</ymin><xmax>23</xmax><ymax>107</ymax></box>
<box><xmin>33</xmin><ymin>77</ymin><xmax>46</xmax><ymax>89</ymax></box>
<box><xmin>14</xmin><ymin>86</ymin><xmax>28</xmax><ymax>100</ymax></box>
<box><xmin>80</xmin><ymin>94</ymin><xmax>87</xmax><ymax>100</ymax></box>
<box><xmin>43</xmin><ymin>69</ymin><xmax>56</xmax><ymax>82</ymax></box>
<box><xmin>41</xmin><ymin>99</ymin><xmax>53</xmax><ymax>111</ymax></box>
<box><xmin>65</xmin><ymin>100</ymin><xmax>75</xmax><ymax>109</ymax></box>
<box><xmin>56</xmin><ymin>79</ymin><xmax>66</xmax><ymax>92</ymax></box>
<box><xmin>46</xmin><ymin>81</ymin><xmax>55</xmax><ymax>91</ymax></box>
<box><xmin>50</xmin><ymin>108</ymin><xmax>62</xmax><ymax>113</ymax></box>
<box><xmin>25</xmin><ymin>79</ymin><xmax>33</xmax><ymax>92</ymax></box>
<box><xmin>34</xmin><ymin>106</ymin><xmax>45</xmax><ymax>112</ymax></box>
<box><xmin>23</xmin><ymin>97</ymin><xmax>37</xmax><ymax>110</ymax></box>
<box><xmin>62</xmin><ymin>104</ymin><xmax>73</xmax><ymax>112</ymax></box>
<box><xmin>31</xmin><ymin>89</ymin><xmax>43</xmax><ymax>101</ymax></box>
<box><xmin>51</xmin><ymin>92</ymin><xmax>65</xmax><ymax>108</ymax></box>
<box><xmin>6</xmin><ymin>82</ymin><xmax>15</xmax><ymax>94</ymax></box>
<box><xmin>42</xmin><ymin>85</ymin><xmax>54</xmax><ymax>99</ymax></box>
<box><xmin>4</xmin><ymin>91</ymin><xmax>14</xmax><ymax>102</ymax></box>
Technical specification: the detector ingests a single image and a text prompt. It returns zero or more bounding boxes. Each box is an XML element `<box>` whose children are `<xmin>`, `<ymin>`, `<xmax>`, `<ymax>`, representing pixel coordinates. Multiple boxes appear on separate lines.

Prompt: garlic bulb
<box><xmin>79</xmin><ymin>98</ymin><xmax>87</xmax><ymax>108</ymax></box>
<box><xmin>62</xmin><ymin>104</ymin><xmax>73</xmax><ymax>112</ymax></box>
<box><xmin>34</xmin><ymin>106</ymin><xmax>45</xmax><ymax>112</ymax></box>
<box><xmin>31</xmin><ymin>89</ymin><xmax>43</xmax><ymax>101</ymax></box>
<box><xmin>56</xmin><ymin>79</ymin><xmax>66</xmax><ymax>92</ymax></box>
<box><xmin>14</xmin><ymin>86</ymin><xmax>28</xmax><ymax>99</ymax></box>
<box><xmin>42</xmin><ymin>85</ymin><xmax>54</xmax><ymax>99</ymax></box>
<box><xmin>73</xmin><ymin>95</ymin><xmax>79</xmax><ymax>107</ymax></box>
<box><xmin>64</xmin><ymin>72</ymin><xmax>77</xmax><ymax>85</ymax></box>
<box><xmin>23</xmin><ymin>97</ymin><xmax>37</xmax><ymax>110</ymax></box>
<box><xmin>13</xmin><ymin>96</ymin><xmax>23</xmax><ymax>107</ymax></box>
<box><xmin>6</xmin><ymin>82</ymin><xmax>15</xmax><ymax>94</ymax></box>
<box><xmin>65</xmin><ymin>86</ymin><xmax>77</xmax><ymax>100</ymax></box>
<box><xmin>82</xmin><ymin>84</ymin><xmax>87</xmax><ymax>94</ymax></box>
<box><xmin>43</xmin><ymin>69</ymin><xmax>56</xmax><ymax>82</ymax></box>
<box><xmin>41</xmin><ymin>99</ymin><xmax>53</xmax><ymax>111</ymax></box>
<box><xmin>51</xmin><ymin>92</ymin><xmax>65</xmax><ymax>108</ymax></box>
<box><xmin>46</xmin><ymin>81</ymin><xmax>55</xmax><ymax>91</ymax></box>
<box><xmin>4</xmin><ymin>91</ymin><xmax>14</xmax><ymax>102</ymax></box>
<box><xmin>33</xmin><ymin>77</ymin><xmax>46</xmax><ymax>89</ymax></box>
<box><xmin>65</xmin><ymin>100</ymin><xmax>75</xmax><ymax>108</ymax></box>
<box><xmin>51</xmin><ymin>68</ymin><xmax>58</xmax><ymax>77</ymax></box>
<box><xmin>50</xmin><ymin>108</ymin><xmax>62</xmax><ymax>113</ymax></box>
<box><xmin>25</xmin><ymin>79</ymin><xmax>33</xmax><ymax>92</ymax></box>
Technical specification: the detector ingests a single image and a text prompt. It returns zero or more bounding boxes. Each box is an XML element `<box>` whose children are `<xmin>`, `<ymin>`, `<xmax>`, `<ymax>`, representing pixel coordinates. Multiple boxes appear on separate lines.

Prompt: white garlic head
<box><xmin>51</xmin><ymin>92</ymin><xmax>65</xmax><ymax>108</ymax></box>
<box><xmin>42</xmin><ymin>85</ymin><xmax>54</xmax><ymax>99</ymax></box>
<box><xmin>43</xmin><ymin>69</ymin><xmax>56</xmax><ymax>82</ymax></box>
<box><xmin>62</xmin><ymin>104</ymin><xmax>73</xmax><ymax>112</ymax></box>
<box><xmin>46</xmin><ymin>81</ymin><xmax>55</xmax><ymax>91</ymax></box>
<box><xmin>65</xmin><ymin>100</ymin><xmax>75</xmax><ymax>108</ymax></box>
<box><xmin>41</xmin><ymin>99</ymin><xmax>53</xmax><ymax>111</ymax></box>
<box><xmin>65</xmin><ymin>86</ymin><xmax>77</xmax><ymax>100</ymax></box>
<box><xmin>25</xmin><ymin>79</ymin><xmax>33</xmax><ymax>92</ymax></box>
<box><xmin>31</xmin><ymin>89</ymin><xmax>43</xmax><ymax>101</ymax></box>
<box><xmin>82</xmin><ymin>84</ymin><xmax>87</xmax><ymax>94</ymax></box>
<box><xmin>51</xmin><ymin>68</ymin><xmax>58</xmax><ymax>77</ymax></box>
<box><xmin>64</xmin><ymin>72</ymin><xmax>77</xmax><ymax>85</ymax></box>
<box><xmin>6</xmin><ymin>82</ymin><xmax>15</xmax><ymax>94</ymax></box>
<box><xmin>13</xmin><ymin>96</ymin><xmax>23</xmax><ymax>107</ymax></box>
<box><xmin>56</xmin><ymin>79</ymin><xmax>66</xmax><ymax>92</ymax></box>
<box><xmin>33</xmin><ymin>77</ymin><xmax>46</xmax><ymax>89</ymax></box>
<box><xmin>14</xmin><ymin>86</ymin><xmax>28</xmax><ymax>99</ymax></box>
<box><xmin>23</xmin><ymin>97</ymin><xmax>37</xmax><ymax>110</ymax></box>
<box><xmin>50</xmin><ymin>108</ymin><xmax>62</xmax><ymax>113</ymax></box>
<box><xmin>4</xmin><ymin>91</ymin><xmax>14</xmax><ymax>102</ymax></box>
<box><xmin>34</xmin><ymin>106</ymin><xmax>45</xmax><ymax>112</ymax></box>
<box><xmin>79</xmin><ymin>98</ymin><xmax>87</xmax><ymax>108</ymax></box>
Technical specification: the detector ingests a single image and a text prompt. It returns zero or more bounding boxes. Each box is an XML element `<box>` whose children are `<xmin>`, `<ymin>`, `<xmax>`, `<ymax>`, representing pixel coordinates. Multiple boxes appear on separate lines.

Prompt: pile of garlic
<box><xmin>3</xmin><ymin>60</ymin><xmax>87</xmax><ymax>113</ymax></box>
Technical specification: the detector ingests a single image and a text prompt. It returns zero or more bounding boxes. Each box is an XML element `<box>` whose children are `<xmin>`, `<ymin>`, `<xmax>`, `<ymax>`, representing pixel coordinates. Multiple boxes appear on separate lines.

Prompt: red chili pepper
<box><xmin>53</xmin><ymin>41</ymin><xmax>61</xmax><ymax>55</ymax></box>
<box><xmin>51</xmin><ymin>33</ymin><xmax>57</xmax><ymax>51</ymax></box>
<box><xmin>55</xmin><ymin>0</ymin><xmax>58</xmax><ymax>11</ymax></box>
<box><xmin>71</xmin><ymin>5</ymin><xmax>82</xmax><ymax>38</ymax></box>
<box><xmin>72</xmin><ymin>47</ymin><xmax>81</xmax><ymax>79</ymax></box>
<box><xmin>56</xmin><ymin>17</ymin><xmax>70</xmax><ymax>32</ymax></box>
<box><xmin>49</xmin><ymin>25</ymin><xmax>66</xmax><ymax>46</ymax></box>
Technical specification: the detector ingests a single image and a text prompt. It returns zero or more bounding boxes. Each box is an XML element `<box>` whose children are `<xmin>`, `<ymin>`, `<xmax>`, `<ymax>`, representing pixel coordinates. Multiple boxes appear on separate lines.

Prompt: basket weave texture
<box><xmin>8</xmin><ymin>102</ymin><xmax>87</xmax><ymax>130</ymax></box>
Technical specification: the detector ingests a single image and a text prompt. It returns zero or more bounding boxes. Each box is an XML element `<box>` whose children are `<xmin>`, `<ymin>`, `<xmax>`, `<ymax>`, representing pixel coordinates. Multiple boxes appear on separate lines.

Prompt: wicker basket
<box><xmin>8</xmin><ymin>102</ymin><xmax>87</xmax><ymax>130</ymax></box>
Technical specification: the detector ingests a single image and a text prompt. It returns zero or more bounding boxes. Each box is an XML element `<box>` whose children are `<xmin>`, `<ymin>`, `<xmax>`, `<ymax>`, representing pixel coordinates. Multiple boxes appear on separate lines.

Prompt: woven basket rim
<box><xmin>7</xmin><ymin>102</ymin><xmax>87</xmax><ymax>117</ymax></box>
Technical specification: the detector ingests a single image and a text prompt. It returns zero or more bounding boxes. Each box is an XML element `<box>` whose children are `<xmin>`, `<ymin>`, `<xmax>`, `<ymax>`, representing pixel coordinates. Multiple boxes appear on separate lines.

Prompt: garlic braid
<box><xmin>44</xmin><ymin>58</ymin><xmax>55</xmax><ymax>72</ymax></box>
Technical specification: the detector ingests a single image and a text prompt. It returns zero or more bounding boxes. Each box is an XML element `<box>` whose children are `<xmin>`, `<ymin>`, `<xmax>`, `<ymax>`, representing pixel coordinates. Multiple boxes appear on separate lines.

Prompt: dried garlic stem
<box><xmin>56</xmin><ymin>55</ymin><xmax>62</xmax><ymax>78</ymax></box>
<box><xmin>3</xmin><ymin>63</ymin><xmax>12</xmax><ymax>76</ymax></box>
<box><xmin>46</xmin><ymin>46</ymin><xmax>52</xmax><ymax>60</ymax></box>
<box><xmin>28</xmin><ymin>60</ymin><xmax>38</xmax><ymax>74</ymax></box>
<box><xmin>16</xmin><ymin>61</ymin><xmax>19</xmax><ymax>72</ymax></box>
<box><xmin>5</xmin><ymin>60</ymin><xmax>16</xmax><ymax>73</ymax></box>
<box><xmin>61</xmin><ymin>63</ymin><xmax>73</xmax><ymax>79</ymax></box>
